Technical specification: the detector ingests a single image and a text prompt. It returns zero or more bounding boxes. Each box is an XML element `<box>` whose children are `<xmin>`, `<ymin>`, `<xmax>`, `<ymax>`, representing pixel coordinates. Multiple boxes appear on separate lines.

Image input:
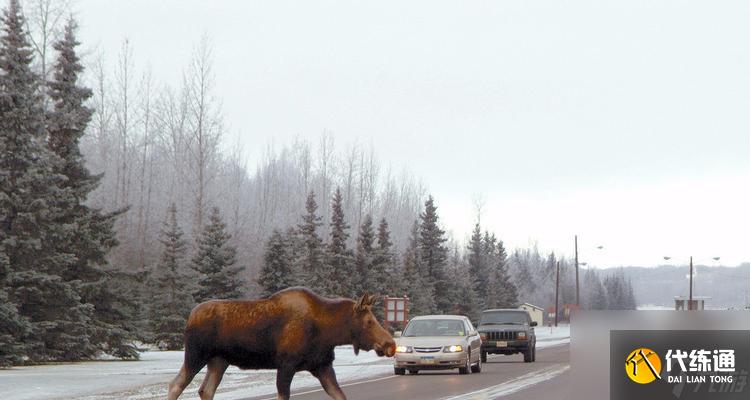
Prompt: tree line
<box><xmin>257</xmin><ymin>193</ymin><xmax>521</xmax><ymax>323</ymax></box>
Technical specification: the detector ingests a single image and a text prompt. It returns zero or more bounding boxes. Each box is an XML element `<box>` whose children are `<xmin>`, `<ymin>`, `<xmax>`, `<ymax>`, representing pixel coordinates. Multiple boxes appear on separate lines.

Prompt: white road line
<box><xmin>440</xmin><ymin>364</ymin><xmax>570</xmax><ymax>400</ymax></box>
<box><xmin>255</xmin><ymin>375</ymin><xmax>397</xmax><ymax>400</ymax></box>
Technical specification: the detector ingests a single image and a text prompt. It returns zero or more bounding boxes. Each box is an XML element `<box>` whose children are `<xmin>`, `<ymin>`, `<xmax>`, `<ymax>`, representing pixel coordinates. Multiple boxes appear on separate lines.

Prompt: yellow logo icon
<box><xmin>625</xmin><ymin>348</ymin><xmax>663</xmax><ymax>384</ymax></box>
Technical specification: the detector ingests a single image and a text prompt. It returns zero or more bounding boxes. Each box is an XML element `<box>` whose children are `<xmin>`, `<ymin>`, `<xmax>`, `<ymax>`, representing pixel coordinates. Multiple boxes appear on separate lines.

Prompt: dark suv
<box><xmin>477</xmin><ymin>309</ymin><xmax>537</xmax><ymax>363</ymax></box>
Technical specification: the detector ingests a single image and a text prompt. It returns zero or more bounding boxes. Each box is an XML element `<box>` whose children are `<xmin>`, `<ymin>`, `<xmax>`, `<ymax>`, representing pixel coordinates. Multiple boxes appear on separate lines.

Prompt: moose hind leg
<box><xmin>312</xmin><ymin>363</ymin><xmax>346</xmax><ymax>400</ymax></box>
<box><xmin>198</xmin><ymin>357</ymin><xmax>229</xmax><ymax>400</ymax></box>
<box><xmin>167</xmin><ymin>362</ymin><xmax>201</xmax><ymax>400</ymax></box>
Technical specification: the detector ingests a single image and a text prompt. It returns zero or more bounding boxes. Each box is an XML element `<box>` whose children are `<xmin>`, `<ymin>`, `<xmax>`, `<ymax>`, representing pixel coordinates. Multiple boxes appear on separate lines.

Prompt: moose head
<box><xmin>350</xmin><ymin>293</ymin><xmax>396</xmax><ymax>357</ymax></box>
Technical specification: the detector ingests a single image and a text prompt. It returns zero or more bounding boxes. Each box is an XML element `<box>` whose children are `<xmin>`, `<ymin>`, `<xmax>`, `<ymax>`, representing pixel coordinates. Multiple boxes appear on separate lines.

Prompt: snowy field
<box><xmin>1</xmin><ymin>327</ymin><xmax>569</xmax><ymax>400</ymax></box>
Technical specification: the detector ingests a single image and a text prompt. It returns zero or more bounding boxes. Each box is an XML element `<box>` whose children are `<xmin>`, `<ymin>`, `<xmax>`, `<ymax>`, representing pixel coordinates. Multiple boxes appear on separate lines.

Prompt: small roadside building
<box><xmin>518</xmin><ymin>303</ymin><xmax>544</xmax><ymax>326</ymax></box>
<box><xmin>674</xmin><ymin>296</ymin><xmax>711</xmax><ymax>311</ymax></box>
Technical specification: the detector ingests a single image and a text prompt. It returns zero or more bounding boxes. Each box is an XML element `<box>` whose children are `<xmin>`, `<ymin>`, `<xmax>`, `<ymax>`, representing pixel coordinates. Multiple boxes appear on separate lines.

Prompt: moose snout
<box><xmin>374</xmin><ymin>340</ymin><xmax>397</xmax><ymax>357</ymax></box>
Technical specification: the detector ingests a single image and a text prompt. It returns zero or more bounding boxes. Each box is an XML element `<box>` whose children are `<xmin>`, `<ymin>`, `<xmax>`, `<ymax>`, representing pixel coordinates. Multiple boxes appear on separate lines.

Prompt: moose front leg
<box><xmin>312</xmin><ymin>363</ymin><xmax>346</xmax><ymax>400</ymax></box>
<box><xmin>275</xmin><ymin>365</ymin><xmax>297</xmax><ymax>400</ymax></box>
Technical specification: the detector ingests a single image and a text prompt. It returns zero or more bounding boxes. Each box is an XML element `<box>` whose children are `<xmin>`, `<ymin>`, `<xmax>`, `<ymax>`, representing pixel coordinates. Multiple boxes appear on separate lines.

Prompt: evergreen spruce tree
<box><xmin>0</xmin><ymin>1</ymin><xmax>101</xmax><ymax>362</ymax></box>
<box><xmin>418</xmin><ymin>196</ymin><xmax>448</xmax><ymax>313</ymax></box>
<box><xmin>324</xmin><ymin>188</ymin><xmax>354</xmax><ymax>296</ymax></box>
<box><xmin>467</xmin><ymin>223</ymin><xmax>487</xmax><ymax>309</ymax></box>
<box><xmin>583</xmin><ymin>269</ymin><xmax>607</xmax><ymax>310</ymax></box>
<box><xmin>448</xmin><ymin>244</ymin><xmax>479</xmax><ymax>319</ymax></box>
<box><xmin>371</xmin><ymin>217</ymin><xmax>394</xmax><ymax>295</ymax></box>
<box><xmin>354</xmin><ymin>214</ymin><xmax>375</xmax><ymax>295</ymax></box>
<box><xmin>258</xmin><ymin>229</ymin><xmax>296</xmax><ymax>297</ymax></box>
<box><xmin>148</xmin><ymin>204</ymin><xmax>194</xmax><ymax>350</ymax></box>
<box><xmin>192</xmin><ymin>207</ymin><xmax>244</xmax><ymax>301</ymax></box>
<box><xmin>490</xmin><ymin>238</ymin><xmax>518</xmax><ymax>308</ymax></box>
<box><xmin>374</xmin><ymin>218</ymin><xmax>397</xmax><ymax>290</ymax></box>
<box><xmin>282</xmin><ymin>227</ymin><xmax>303</xmax><ymax>286</ymax></box>
<box><xmin>625</xmin><ymin>278</ymin><xmax>637</xmax><ymax>310</ymax></box>
<box><xmin>0</xmin><ymin>288</ymin><xmax>28</xmax><ymax>366</ymax></box>
<box><xmin>46</xmin><ymin>17</ymin><xmax>137</xmax><ymax>360</ymax></box>
<box><xmin>298</xmin><ymin>191</ymin><xmax>325</xmax><ymax>294</ymax></box>
<box><xmin>403</xmin><ymin>221</ymin><xmax>435</xmax><ymax>314</ymax></box>
<box><xmin>603</xmin><ymin>272</ymin><xmax>631</xmax><ymax>310</ymax></box>
<box><xmin>370</xmin><ymin>217</ymin><xmax>396</xmax><ymax>320</ymax></box>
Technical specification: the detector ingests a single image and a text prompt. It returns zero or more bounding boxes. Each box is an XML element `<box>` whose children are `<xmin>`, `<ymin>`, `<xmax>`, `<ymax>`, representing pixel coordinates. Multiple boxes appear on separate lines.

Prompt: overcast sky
<box><xmin>75</xmin><ymin>0</ymin><xmax>750</xmax><ymax>268</ymax></box>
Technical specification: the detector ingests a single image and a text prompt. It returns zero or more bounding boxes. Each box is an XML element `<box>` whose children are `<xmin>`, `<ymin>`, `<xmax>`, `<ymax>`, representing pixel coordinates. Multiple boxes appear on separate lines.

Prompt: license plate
<box><xmin>420</xmin><ymin>357</ymin><xmax>436</xmax><ymax>364</ymax></box>
<box><xmin>495</xmin><ymin>341</ymin><xmax>507</xmax><ymax>347</ymax></box>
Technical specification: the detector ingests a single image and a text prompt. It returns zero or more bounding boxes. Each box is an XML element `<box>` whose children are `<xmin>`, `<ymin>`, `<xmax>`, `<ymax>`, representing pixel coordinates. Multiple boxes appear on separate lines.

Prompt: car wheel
<box><xmin>481</xmin><ymin>351</ymin><xmax>487</xmax><ymax>363</ymax></box>
<box><xmin>394</xmin><ymin>367</ymin><xmax>406</xmax><ymax>375</ymax></box>
<box><xmin>408</xmin><ymin>369</ymin><xmax>419</xmax><ymax>374</ymax></box>
<box><xmin>523</xmin><ymin>348</ymin><xmax>533</xmax><ymax>363</ymax></box>
<box><xmin>459</xmin><ymin>354</ymin><xmax>471</xmax><ymax>375</ymax></box>
<box><xmin>471</xmin><ymin>356</ymin><xmax>482</xmax><ymax>373</ymax></box>
<box><xmin>531</xmin><ymin>345</ymin><xmax>537</xmax><ymax>362</ymax></box>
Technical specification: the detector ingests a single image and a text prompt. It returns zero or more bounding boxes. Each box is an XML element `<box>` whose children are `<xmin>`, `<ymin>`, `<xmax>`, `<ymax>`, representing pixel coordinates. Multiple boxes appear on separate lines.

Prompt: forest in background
<box><xmin>1</xmin><ymin>0</ymin><xmax>636</xmax><ymax>365</ymax></box>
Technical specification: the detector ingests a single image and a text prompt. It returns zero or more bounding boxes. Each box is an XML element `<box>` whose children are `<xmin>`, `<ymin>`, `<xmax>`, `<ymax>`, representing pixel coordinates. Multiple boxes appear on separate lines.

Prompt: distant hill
<box><xmin>599</xmin><ymin>263</ymin><xmax>750</xmax><ymax>309</ymax></box>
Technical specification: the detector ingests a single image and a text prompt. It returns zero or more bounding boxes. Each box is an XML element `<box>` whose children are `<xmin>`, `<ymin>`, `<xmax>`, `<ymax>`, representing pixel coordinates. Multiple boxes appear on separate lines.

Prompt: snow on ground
<box><xmin>2</xmin><ymin>326</ymin><xmax>570</xmax><ymax>400</ymax></box>
<box><xmin>0</xmin><ymin>346</ymin><xmax>391</xmax><ymax>400</ymax></box>
<box><xmin>535</xmin><ymin>324</ymin><xmax>570</xmax><ymax>349</ymax></box>
<box><xmin>637</xmin><ymin>304</ymin><xmax>674</xmax><ymax>310</ymax></box>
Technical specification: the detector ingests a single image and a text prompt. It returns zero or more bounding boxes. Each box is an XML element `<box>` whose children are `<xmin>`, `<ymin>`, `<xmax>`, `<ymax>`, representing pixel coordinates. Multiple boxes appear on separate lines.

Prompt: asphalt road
<box><xmin>242</xmin><ymin>344</ymin><xmax>569</xmax><ymax>400</ymax></box>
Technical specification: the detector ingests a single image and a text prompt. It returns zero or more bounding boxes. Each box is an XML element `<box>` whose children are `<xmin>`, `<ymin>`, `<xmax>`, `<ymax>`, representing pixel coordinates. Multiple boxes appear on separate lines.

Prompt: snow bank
<box><xmin>535</xmin><ymin>324</ymin><xmax>570</xmax><ymax>349</ymax></box>
<box><xmin>0</xmin><ymin>346</ymin><xmax>391</xmax><ymax>400</ymax></box>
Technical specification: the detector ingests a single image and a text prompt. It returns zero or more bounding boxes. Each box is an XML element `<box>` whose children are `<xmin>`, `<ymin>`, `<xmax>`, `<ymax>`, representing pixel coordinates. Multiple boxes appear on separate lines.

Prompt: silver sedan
<box><xmin>393</xmin><ymin>315</ymin><xmax>482</xmax><ymax>375</ymax></box>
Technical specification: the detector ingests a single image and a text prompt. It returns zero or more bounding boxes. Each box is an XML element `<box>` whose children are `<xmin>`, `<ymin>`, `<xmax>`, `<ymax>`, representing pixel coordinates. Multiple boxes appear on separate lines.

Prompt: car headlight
<box><xmin>443</xmin><ymin>345</ymin><xmax>463</xmax><ymax>353</ymax></box>
<box><xmin>396</xmin><ymin>345</ymin><xmax>413</xmax><ymax>353</ymax></box>
<box><xmin>517</xmin><ymin>331</ymin><xmax>527</xmax><ymax>339</ymax></box>
<box><xmin>479</xmin><ymin>332</ymin><xmax>487</xmax><ymax>340</ymax></box>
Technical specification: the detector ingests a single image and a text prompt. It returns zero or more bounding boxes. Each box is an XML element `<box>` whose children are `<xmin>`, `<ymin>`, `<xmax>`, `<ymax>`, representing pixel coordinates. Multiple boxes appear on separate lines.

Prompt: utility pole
<box><xmin>555</xmin><ymin>261</ymin><xmax>560</xmax><ymax>327</ymax></box>
<box><xmin>575</xmin><ymin>235</ymin><xmax>581</xmax><ymax>308</ymax></box>
<box><xmin>688</xmin><ymin>256</ymin><xmax>693</xmax><ymax>311</ymax></box>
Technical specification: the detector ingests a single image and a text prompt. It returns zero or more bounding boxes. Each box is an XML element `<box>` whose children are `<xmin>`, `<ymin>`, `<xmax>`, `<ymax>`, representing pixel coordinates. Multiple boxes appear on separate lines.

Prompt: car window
<box><xmin>403</xmin><ymin>319</ymin><xmax>466</xmax><ymax>337</ymax></box>
<box><xmin>464</xmin><ymin>319</ymin><xmax>474</xmax><ymax>333</ymax></box>
<box><xmin>479</xmin><ymin>311</ymin><xmax>529</xmax><ymax>325</ymax></box>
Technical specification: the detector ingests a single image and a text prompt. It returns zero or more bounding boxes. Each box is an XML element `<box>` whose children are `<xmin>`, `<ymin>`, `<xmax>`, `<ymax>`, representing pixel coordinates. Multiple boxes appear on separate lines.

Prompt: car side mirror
<box><xmin>530</xmin><ymin>321</ymin><xmax>537</xmax><ymax>327</ymax></box>
<box><xmin>393</xmin><ymin>331</ymin><xmax>402</xmax><ymax>338</ymax></box>
<box><xmin>470</xmin><ymin>330</ymin><xmax>478</xmax><ymax>336</ymax></box>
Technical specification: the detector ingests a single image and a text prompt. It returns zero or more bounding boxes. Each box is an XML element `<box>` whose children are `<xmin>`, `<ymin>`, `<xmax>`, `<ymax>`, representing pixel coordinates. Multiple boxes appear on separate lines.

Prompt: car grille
<box><xmin>487</xmin><ymin>331</ymin><xmax>517</xmax><ymax>341</ymax></box>
<box><xmin>414</xmin><ymin>346</ymin><xmax>442</xmax><ymax>353</ymax></box>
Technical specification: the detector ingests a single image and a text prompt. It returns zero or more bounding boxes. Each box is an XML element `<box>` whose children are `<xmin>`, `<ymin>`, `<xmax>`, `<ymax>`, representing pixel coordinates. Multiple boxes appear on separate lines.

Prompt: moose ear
<box><xmin>365</xmin><ymin>294</ymin><xmax>379</xmax><ymax>306</ymax></box>
<box><xmin>355</xmin><ymin>293</ymin><xmax>371</xmax><ymax>312</ymax></box>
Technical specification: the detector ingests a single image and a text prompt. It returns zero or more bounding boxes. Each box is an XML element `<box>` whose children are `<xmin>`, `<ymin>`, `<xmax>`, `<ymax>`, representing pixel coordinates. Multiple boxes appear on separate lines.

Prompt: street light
<box><xmin>662</xmin><ymin>256</ymin><xmax>720</xmax><ymax>310</ymax></box>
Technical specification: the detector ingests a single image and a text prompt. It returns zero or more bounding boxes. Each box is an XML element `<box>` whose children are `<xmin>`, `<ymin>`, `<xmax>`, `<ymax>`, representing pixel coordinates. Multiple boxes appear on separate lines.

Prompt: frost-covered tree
<box><xmin>192</xmin><ymin>207</ymin><xmax>244</xmax><ymax>301</ymax></box>
<box><xmin>403</xmin><ymin>221</ymin><xmax>435</xmax><ymax>314</ymax></box>
<box><xmin>0</xmin><ymin>1</ymin><xmax>99</xmax><ymax>362</ymax></box>
<box><xmin>298</xmin><ymin>191</ymin><xmax>325</xmax><ymax>293</ymax></box>
<box><xmin>584</xmin><ymin>269</ymin><xmax>608</xmax><ymax>310</ymax></box>
<box><xmin>467</xmin><ymin>223</ymin><xmax>486</xmax><ymax>303</ymax></box>
<box><xmin>47</xmin><ymin>17</ymin><xmax>138</xmax><ymax>359</ymax></box>
<box><xmin>447</xmin><ymin>243</ymin><xmax>479</xmax><ymax>319</ymax></box>
<box><xmin>419</xmin><ymin>196</ymin><xmax>449</xmax><ymax>312</ymax></box>
<box><xmin>374</xmin><ymin>218</ymin><xmax>398</xmax><ymax>292</ymax></box>
<box><xmin>258</xmin><ymin>229</ymin><xmax>296</xmax><ymax>297</ymax></box>
<box><xmin>324</xmin><ymin>188</ymin><xmax>354</xmax><ymax>296</ymax></box>
<box><xmin>148</xmin><ymin>204</ymin><xmax>193</xmax><ymax>350</ymax></box>
<box><xmin>0</xmin><ymin>288</ymin><xmax>28</xmax><ymax>366</ymax></box>
<box><xmin>354</xmin><ymin>214</ymin><xmax>375</xmax><ymax>295</ymax></box>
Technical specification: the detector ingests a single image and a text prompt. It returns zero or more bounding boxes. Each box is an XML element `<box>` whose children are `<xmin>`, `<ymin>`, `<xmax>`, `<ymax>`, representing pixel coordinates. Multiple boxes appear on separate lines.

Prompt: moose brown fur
<box><xmin>167</xmin><ymin>287</ymin><xmax>396</xmax><ymax>400</ymax></box>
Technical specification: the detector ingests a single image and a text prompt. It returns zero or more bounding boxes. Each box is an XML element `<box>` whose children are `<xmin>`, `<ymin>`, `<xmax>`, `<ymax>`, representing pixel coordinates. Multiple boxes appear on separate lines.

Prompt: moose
<box><xmin>167</xmin><ymin>287</ymin><xmax>396</xmax><ymax>400</ymax></box>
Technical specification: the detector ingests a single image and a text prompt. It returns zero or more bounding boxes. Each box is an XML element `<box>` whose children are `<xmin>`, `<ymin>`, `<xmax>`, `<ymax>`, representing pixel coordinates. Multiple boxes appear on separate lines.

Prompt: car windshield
<box><xmin>403</xmin><ymin>319</ymin><xmax>466</xmax><ymax>337</ymax></box>
<box><xmin>479</xmin><ymin>312</ymin><xmax>528</xmax><ymax>325</ymax></box>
